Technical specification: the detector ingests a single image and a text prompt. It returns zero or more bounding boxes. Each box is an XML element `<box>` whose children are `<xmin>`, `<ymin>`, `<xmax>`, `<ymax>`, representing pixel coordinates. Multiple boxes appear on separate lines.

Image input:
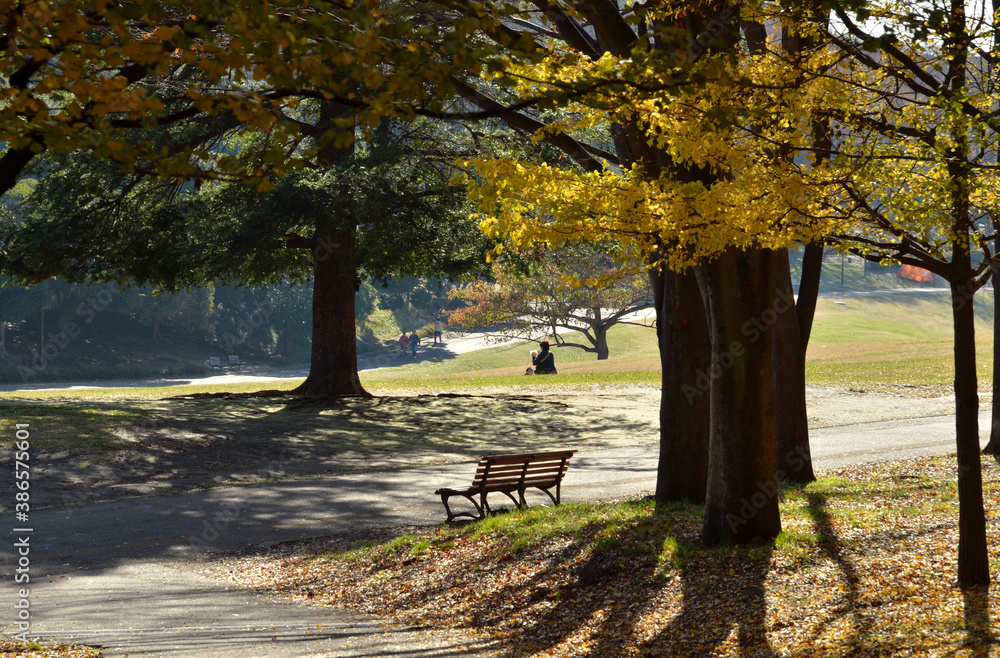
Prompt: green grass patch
<box><xmin>2</xmin><ymin>288</ymin><xmax>994</xmax><ymax>399</ymax></box>
<box><xmin>806</xmin><ymin>291</ymin><xmax>995</xmax><ymax>393</ymax></box>
<box><xmin>320</xmin><ymin>461</ymin><xmax>963</xmax><ymax>575</ymax></box>
<box><xmin>366</xmin><ymin>322</ymin><xmax>659</xmax><ymax>384</ymax></box>
<box><xmin>798</xmin><ymin>253</ymin><xmax>932</xmax><ymax>294</ymax></box>
<box><xmin>364</xmin><ymin>369</ymin><xmax>660</xmax><ymax>392</ymax></box>
<box><xmin>0</xmin><ymin>361</ymin><xmax>207</xmax><ymax>385</ymax></box>
<box><xmin>0</xmin><ymin>403</ymin><xmax>150</xmax><ymax>451</ymax></box>
<box><xmin>468</xmin><ymin>499</ymin><xmax>655</xmax><ymax>554</ymax></box>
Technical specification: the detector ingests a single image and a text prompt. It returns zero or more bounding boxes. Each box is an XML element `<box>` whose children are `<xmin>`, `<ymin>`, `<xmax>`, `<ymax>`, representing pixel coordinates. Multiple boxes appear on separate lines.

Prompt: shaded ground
<box><xmin>0</xmin><ymin>385</ymin><xmax>660</xmax><ymax>509</ymax></box>
<box><xmin>0</xmin><ymin>383</ymin><xmax>966</xmax><ymax>511</ymax></box>
<box><xmin>223</xmin><ymin>455</ymin><xmax>1000</xmax><ymax>657</ymax></box>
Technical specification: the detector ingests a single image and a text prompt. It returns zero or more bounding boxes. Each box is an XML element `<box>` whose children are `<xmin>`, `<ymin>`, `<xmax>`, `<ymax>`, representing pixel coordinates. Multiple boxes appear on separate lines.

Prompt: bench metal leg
<box><xmin>484</xmin><ymin>491</ymin><xmax>520</xmax><ymax>515</ymax></box>
<box><xmin>439</xmin><ymin>491</ymin><xmax>484</xmax><ymax>523</ymax></box>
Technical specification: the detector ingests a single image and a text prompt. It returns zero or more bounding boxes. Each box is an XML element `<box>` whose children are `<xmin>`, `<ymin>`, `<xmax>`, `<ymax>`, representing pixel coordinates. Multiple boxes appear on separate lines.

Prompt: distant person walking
<box><xmin>410</xmin><ymin>331</ymin><xmax>420</xmax><ymax>357</ymax></box>
<box><xmin>532</xmin><ymin>340</ymin><xmax>557</xmax><ymax>374</ymax></box>
<box><xmin>398</xmin><ymin>333</ymin><xmax>409</xmax><ymax>356</ymax></box>
<box><xmin>434</xmin><ymin>317</ymin><xmax>444</xmax><ymax>344</ymax></box>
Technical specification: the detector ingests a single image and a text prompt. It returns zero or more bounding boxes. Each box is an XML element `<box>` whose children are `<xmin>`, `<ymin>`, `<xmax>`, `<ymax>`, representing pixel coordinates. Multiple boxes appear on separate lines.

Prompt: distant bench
<box><xmin>208</xmin><ymin>355</ymin><xmax>245</xmax><ymax>371</ymax></box>
<box><xmin>434</xmin><ymin>450</ymin><xmax>575</xmax><ymax>523</ymax></box>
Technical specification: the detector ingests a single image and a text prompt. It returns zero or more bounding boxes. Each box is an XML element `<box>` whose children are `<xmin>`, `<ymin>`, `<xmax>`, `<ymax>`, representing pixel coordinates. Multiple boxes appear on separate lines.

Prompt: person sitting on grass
<box><xmin>532</xmin><ymin>340</ymin><xmax>557</xmax><ymax>374</ymax></box>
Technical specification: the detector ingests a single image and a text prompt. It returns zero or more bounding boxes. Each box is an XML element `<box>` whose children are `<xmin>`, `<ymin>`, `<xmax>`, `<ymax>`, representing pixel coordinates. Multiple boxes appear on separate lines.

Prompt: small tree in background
<box><xmin>448</xmin><ymin>243</ymin><xmax>653</xmax><ymax>360</ymax></box>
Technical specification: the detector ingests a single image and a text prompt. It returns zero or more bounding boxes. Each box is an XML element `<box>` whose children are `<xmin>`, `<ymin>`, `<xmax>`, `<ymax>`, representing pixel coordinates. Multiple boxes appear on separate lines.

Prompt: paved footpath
<box><xmin>0</xmin><ymin>410</ymin><xmax>990</xmax><ymax>656</ymax></box>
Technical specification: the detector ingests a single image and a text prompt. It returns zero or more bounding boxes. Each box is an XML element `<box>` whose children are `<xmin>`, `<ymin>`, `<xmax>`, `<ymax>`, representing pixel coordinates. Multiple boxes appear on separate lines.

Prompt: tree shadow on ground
<box><xmin>8</xmin><ymin>389</ymin><xmax>658</xmax><ymax>507</ymax></box>
<box><xmin>803</xmin><ymin>491</ymin><xmax>872</xmax><ymax>652</ymax></box>
<box><xmin>963</xmin><ymin>586</ymin><xmax>995</xmax><ymax>657</ymax></box>
<box><xmin>492</xmin><ymin>501</ymin><xmax>777</xmax><ymax>657</ymax></box>
<box><xmin>801</xmin><ymin>487</ymin><xmax>994</xmax><ymax>655</ymax></box>
<box><xmin>638</xmin><ymin>541</ymin><xmax>775</xmax><ymax>657</ymax></box>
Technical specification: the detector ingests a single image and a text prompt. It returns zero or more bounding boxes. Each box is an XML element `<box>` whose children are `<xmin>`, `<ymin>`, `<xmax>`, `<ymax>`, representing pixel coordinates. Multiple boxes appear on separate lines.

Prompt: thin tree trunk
<box><xmin>654</xmin><ymin>269</ymin><xmax>710</xmax><ymax>503</ymax></box>
<box><xmin>986</xmin><ymin>0</ymin><xmax>1000</xmax><ymax>456</ymax></box>
<box><xmin>952</xmin><ymin>271</ymin><xmax>989</xmax><ymax>586</ymax></box>
<box><xmin>987</xmin><ymin>236</ymin><xmax>1000</xmax><ymax>454</ymax></box>
<box><xmin>983</xmin><ymin>234</ymin><xmax>1000</xmax><ymax>455</ymax></box>
<box><xmin>773</xmin><ymin>250</ymin><xmax>815</xmax><ymax>482</ymax></box>
<box><xmin>295</xmin><ymin>228</ymin><xmax>368</xmax><ymax>397</ymax></box>
<box><xmin>698</xmin><ymin>247</ymin><xmax>781</xmax><ymax>545</ymax></box>
<box><xmin>797</xmin><ymin>243</ymin><xmax>824</xmax><ymax>351</ymax></box>
<box><xmin>946</xmin><ymin>1</ymin><xmax>989</xmax><ymax>587</ymax></box>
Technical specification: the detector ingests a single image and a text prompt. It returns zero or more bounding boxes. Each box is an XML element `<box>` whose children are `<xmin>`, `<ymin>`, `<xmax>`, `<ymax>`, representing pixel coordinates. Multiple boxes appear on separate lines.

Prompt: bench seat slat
<box><xmin>474</xmin><ymin>463</ymin><xmax>567</xmax><ymax>475</ymax></box>
<box><xmin>484</xmin><ymin>451</ymin><xmax>574</xmax><ymax>459</ymax></box>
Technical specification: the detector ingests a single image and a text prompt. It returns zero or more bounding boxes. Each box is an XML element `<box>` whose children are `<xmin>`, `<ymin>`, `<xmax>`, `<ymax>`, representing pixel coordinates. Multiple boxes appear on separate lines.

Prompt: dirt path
<box><xmin>1</xmin><ymin>383</ymin><xmax>966</xmax><ymax>511</ymax></box>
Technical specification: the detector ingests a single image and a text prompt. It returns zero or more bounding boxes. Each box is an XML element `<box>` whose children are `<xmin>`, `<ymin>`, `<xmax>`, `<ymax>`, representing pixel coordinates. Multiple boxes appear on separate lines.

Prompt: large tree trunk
<box><xmin>698</xmin><ymin>247</ymin><xmax>781</xmax><ymax>545</ymax></box>
<box><xmin>295</xmin><ymin>228</ymin><xmax>368</xmax><ymax>397</ymax></box>
<box><xmin>773</xmin><ymin>250</ymin><xmax>815</xmax><ymax>483</ymax></box>
<box><xmin>654</xmin><ymin>268</ymin><xmax>710</xmax><ymax>503</ymax></box>
<box><xmin>294</xmin><ymin>101</ymin><xmax>367</xmax><ymax>398</ymax></box>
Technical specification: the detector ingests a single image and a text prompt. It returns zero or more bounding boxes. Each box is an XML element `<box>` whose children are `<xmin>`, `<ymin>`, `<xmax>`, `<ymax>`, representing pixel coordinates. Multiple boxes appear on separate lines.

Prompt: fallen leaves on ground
<box><xmin>0</xmin><ymin>640</ymin><xmax>101</xmax><ymax>657</ymax></box>
<box><xmin>220</xmin><ymin>455</ymin><xmax>1000</xmax><ymax>656</ymax></box>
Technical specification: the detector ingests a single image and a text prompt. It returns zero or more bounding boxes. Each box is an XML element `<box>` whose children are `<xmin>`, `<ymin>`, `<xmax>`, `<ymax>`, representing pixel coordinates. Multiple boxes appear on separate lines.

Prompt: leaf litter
<box><xmin>216</xmin><ymin>455</ymin><xmax>1000</xmax><ymax>656</ymax></box>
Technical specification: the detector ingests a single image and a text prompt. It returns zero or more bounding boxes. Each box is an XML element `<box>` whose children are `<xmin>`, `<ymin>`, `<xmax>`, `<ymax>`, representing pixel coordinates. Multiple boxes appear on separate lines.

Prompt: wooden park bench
<box><xmin>434</xmin><ymin>450</ymin><xmax>575</xmax><ymax>523</ymax></box>
<box><xmin>208</xmin><ymin>356</ymin><xmax>225</xmax><ymax>370</ymax></box>
<box><xmin>228</xmin><ymin>354</ymin><xmax>245</xmax><ymax>370</ymax></box>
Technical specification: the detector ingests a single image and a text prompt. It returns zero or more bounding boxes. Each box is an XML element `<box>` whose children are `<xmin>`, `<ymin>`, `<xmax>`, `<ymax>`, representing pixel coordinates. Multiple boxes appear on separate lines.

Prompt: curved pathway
<box><xmin>1</xmin><ymin>405</ymin><xmax>990</xmax><ymax>656</ymax></box>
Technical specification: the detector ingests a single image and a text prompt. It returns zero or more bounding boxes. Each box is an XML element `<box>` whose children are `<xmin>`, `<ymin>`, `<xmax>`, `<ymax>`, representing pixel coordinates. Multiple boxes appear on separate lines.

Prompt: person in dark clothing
<box><xmin>409</xmin><ymin>331</ymin><xmax>420</xmax><ymax>357</ymax></box>
<box><xmin>532</xmin><ymin>340</ymin><xmax>557</xmax><ymax>374</ymax></box>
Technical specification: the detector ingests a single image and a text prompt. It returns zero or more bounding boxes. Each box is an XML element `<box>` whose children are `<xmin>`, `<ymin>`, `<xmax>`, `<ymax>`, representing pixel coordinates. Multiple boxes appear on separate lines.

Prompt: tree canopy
<box><xmin>0</xmin><ymin>0</ymin><xmax>542</xmax><ymax>195</ymax></box>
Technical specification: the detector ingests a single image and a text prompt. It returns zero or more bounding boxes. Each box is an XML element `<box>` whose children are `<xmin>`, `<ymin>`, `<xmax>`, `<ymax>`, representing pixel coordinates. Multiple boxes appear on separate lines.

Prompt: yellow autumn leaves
<box><xmin>462</xmin><ymin>0</ymin><xmax>1000</xmax><ymax>272</ymax></box>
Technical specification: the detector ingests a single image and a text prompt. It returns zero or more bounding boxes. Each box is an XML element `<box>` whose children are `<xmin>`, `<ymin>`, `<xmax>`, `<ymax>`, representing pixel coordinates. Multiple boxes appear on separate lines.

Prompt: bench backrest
<box><xmin>209</xmin><ymin>356</ymin><xmax>222</xmax><ymax>367</ymax></box>
<box><xmin>471</xmin><ymin>450</ymin><xmax>574</xmax><ymax>490</ymax></box>
<box><xmin>229</xmin><ymin>355</ymin><xmax>241</xmax><ymax>365</ymax></box>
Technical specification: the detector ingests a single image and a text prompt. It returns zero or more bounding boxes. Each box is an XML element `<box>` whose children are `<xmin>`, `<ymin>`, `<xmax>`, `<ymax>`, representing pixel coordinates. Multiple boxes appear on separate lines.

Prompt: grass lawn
<box><xmin>362</xmin><ymin>320</ymin><xmax>661</xmax><ymax>387</ymax></box>
<box><xmin>0</xmin><ymin>287</ymin><xmax>994</xmax><ymax>483</ymax></box>
<box><xmin>225</xmin><ymin>454</ymin><xmax>1000</xmax><ymax>657</ymax></box>
<box><xmin>1</xmin><ymin>288</ymin><xmax>992</xmax><ymax>403</ymax></box>
<box><xmin>369</xmin><ymin>288</ymin><xmax>997</xmax><ymax>396</ymax></box>
<box><xmin>0</xmin><ymin>289</ymin><xmax>993</xmax><ymax>466</ymax></box>
<box><xmin>806</xmin><ymin>291</ymin><xmax>995</xmax><ymax>395</ymax></box>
